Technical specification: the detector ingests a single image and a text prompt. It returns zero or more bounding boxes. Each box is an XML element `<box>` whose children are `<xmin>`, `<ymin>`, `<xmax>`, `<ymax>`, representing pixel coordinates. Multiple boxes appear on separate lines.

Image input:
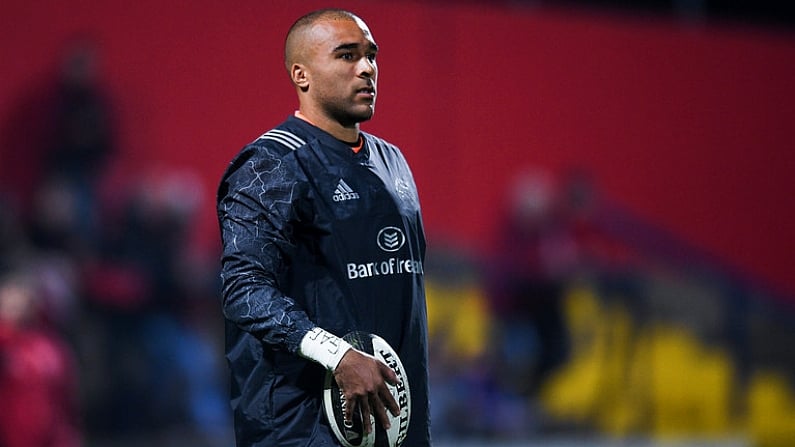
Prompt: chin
<box><xmin>334</xmin><ymin>106</ymin><xmax>374</xmax><ymax>126</ymax></box>
<box><xmin>351</xmin><ymin>109</ymin><xmax>374</xmax><ymax>124</ymax></box>
<box><xmin>361</xmin><ymin>106</ymin><xmax>376</xmax><ymax>120</ymax></box>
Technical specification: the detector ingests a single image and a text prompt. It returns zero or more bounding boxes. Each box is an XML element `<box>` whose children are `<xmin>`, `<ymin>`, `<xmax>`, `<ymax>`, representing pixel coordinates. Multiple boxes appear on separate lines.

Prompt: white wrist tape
<box><xmin>299</xmin><ymin>327</ymin><xmax>353</xmax><ymax>371</ymax></box>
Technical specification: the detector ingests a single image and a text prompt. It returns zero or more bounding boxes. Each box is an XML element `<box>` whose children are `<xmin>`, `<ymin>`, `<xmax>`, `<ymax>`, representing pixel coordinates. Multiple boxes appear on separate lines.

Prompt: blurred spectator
<box><xmin>80</xmin><ymin>167</ymin><xmax>229</xmax><ymax>438</ymax></box>
<box><xmin>425</xmin><ymin>244</ymin><xmax>541</xmax><ymax>439</ymax></box>
<box><xmin>47</xmin><ymin>35</ymin><xmax>115</xmax><ymax>182</ymax></box>
<box><xmin>1</xmin><ymin>34</ymin><xmax>117</xmax><ymax>242</ymax></box>
<box><xmin>45</xmin><ymin>35</ymin><xmax>116</xmax><ymax>253</ymax></box>
<box><xmin>0</xmin><ymin>267</ymin><xmax>81</xmax><ymax>447</ymax></box>
<box><xmin>485</xmin><ymin>168</ymin><xmax>577</xmax><ymax>396</ymax></box>
<box><xmin>28</xmin><ymin>176</ymin><xmax>91</xmax><ymax>255</ymax></box>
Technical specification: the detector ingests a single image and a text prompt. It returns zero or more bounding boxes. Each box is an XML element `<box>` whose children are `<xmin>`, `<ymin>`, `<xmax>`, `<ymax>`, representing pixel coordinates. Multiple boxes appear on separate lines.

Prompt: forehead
<box><xmin>309</xmin><ymin>16</ymin><xmax>376</xmax><ymax>50</ymax></box>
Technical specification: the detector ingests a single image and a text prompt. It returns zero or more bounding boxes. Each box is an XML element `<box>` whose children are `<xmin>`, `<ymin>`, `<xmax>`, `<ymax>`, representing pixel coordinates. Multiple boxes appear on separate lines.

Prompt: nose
<box><xmin>358</xmin><ymin>57</ymin><xmax>375</xmax><ymax>78</ymax></box>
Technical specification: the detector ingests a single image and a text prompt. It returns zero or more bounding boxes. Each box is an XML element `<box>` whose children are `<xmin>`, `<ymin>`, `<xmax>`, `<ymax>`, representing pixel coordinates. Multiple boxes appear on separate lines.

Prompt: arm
<box><xmin>217</xmin><ymin>149</ymin><xmax>315</xmax><ymax>352</ymax></box>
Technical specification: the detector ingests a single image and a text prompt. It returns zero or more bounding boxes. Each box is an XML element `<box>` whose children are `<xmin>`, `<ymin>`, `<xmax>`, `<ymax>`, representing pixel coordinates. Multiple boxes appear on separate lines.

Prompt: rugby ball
<box><xmin>323</xmin><ymin>332</ymin><xmax>411</xmax><ymax>447</ymax></box>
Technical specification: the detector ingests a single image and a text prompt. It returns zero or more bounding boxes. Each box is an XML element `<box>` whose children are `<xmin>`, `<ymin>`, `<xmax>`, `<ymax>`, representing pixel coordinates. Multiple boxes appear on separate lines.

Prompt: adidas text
<box><xmin>333</xmin><ymin>179</ymin><xmax>360</xmax><ymax>202</ymax></box>
<box><xmin>333</xmin><ymin>191</ymin><xmax>360</xmax><ymax>202</ymax></box>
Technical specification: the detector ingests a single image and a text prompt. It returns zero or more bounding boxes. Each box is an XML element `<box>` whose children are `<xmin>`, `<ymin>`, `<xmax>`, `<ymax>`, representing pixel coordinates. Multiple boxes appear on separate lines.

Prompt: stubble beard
<box><xmin>329</xmin><ymin>101</ymin><xmax>375</xmax><ymax>128</ymax></box>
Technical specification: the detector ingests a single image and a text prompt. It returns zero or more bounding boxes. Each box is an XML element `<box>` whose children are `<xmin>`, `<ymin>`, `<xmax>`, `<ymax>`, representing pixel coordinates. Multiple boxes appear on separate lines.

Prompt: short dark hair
<box><xmin>284</xmin><ymin>9</ymin><xmax>361</xmax><ymax>71</ymax></box>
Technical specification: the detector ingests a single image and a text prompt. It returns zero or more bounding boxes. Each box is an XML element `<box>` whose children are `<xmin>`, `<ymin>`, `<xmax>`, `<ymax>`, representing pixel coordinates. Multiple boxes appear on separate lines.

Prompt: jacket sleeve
<box><xmin>216</xmin><ymin>146</ymin><xmax>315</xmax><ymax>353</ymax></box>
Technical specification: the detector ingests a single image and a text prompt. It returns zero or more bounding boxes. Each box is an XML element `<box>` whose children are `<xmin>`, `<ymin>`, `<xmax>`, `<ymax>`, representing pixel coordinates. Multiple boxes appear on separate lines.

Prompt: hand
<box><xmin>333</xmin><ymin>348</ymin><xmax>400</xmax><ymax>434</ymax></box>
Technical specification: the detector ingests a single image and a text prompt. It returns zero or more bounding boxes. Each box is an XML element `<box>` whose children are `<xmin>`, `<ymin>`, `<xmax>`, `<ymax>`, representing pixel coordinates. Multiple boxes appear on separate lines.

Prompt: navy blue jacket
<box><xmin>217</xmin><ymin>116</ymin><xmax>430</xmax><ymax>447</ymax></box>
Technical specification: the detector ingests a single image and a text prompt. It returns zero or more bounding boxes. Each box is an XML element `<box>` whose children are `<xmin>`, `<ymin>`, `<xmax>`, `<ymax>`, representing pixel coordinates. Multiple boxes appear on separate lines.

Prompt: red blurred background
<box><xmin>3</xmin><ymin>2</ymin><xmax>795</xmax><ymax>446</ymax></box>
<box><xmin>1</xmin><ymin>0</ymin><xmax>793</xmax><ymax>296</ymax></box>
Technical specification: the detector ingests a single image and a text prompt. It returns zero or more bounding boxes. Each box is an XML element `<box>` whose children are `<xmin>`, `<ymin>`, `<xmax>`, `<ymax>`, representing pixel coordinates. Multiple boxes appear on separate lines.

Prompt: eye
<box><xmin>366</xmin><ymin>53</ymin><xmax>377</xmax><ymax>63</ymax></box>
<box><xmin>340</xmin><ymin>52</ymin><xmax>354</xmax><ymax>61</ymax></box>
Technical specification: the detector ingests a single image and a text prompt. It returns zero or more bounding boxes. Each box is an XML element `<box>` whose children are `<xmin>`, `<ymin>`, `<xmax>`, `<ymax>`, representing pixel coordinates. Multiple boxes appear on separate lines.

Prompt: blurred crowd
<box><xmin>425</xmin><ymin>166</ymin><xmax>639</xmax><ymax>439</ymax></box>
<box><xmin>2</xmin><ymin>37</ymin><xmax>795</xmax><ymax>447</ymax></box>
<box><xmin>424</xmin><ymin>166</ymin><xmax>795</xmax><ymax>446</ymax></box>
<box><xmin>0</xmin><ymin>38</ymin><xmax>229</xmax><ymax>446</ymax></box>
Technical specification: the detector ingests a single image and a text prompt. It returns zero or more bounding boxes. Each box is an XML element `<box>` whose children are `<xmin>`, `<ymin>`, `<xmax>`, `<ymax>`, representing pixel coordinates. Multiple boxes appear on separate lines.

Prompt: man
<box><xmin>217</xmin><ymin>9</ymin><xmax>430</xmax><ymax>447</ymax></box>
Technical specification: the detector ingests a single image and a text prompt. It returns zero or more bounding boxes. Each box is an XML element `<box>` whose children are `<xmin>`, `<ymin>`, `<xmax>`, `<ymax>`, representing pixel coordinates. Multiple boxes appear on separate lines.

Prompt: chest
<box><xmin>298</xmin><ymin>149</ymin><xmax>419</xmax><ymax>224</ymax></box>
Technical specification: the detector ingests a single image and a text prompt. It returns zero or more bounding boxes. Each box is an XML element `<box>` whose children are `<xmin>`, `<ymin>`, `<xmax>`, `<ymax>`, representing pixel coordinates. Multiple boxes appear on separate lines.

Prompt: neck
<box><xmin>296</xmin><ymin>108</ymin><xmax>360</xmax><ymax>142</ymax></box>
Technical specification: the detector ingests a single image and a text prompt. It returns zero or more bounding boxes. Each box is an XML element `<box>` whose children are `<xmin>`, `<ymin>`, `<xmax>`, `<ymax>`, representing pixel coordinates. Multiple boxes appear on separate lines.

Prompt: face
<box><xmin>300</xmin><ymin>16</ymin><xmax>379</xmax><ymax>126</ymax></box>
<box><xmin>0</xmin><ymin>281</ymin><xmax>35</xmax><ymax>326</ymax></box>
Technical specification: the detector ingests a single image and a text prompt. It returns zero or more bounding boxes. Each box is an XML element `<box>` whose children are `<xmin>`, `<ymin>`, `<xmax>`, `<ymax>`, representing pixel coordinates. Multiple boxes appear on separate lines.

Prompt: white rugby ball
<box><xmin>323</xmin><ymin>332</ymin><xmax>411</xmax><ymax>447</ymax></box>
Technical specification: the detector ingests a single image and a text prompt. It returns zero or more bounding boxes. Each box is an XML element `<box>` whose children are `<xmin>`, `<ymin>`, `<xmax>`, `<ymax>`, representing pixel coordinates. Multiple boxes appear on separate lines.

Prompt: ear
<box><xmin>291</xmin><ymin>63</ymin><xmax>310</xmax><ymax>92</ymax></box>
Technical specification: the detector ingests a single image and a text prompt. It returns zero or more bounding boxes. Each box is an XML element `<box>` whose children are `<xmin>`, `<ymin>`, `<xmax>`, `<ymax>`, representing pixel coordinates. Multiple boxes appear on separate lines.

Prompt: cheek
<box><xmin>309</xmin><ymin>74</ymin><xmax>332</xmax><ymax>97</ymax></box>
<box><xmin>313</xmin><ymin>70</ymin><xmax>345</xmax><ymax>93</ymax></box>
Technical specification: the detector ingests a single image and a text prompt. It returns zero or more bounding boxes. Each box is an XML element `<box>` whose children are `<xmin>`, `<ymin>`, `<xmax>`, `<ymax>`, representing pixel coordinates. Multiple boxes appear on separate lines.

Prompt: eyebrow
<box><xmin>332</xmin><ymin>42</ymin><xmax>379</xmax><ymax>53</ymax></box>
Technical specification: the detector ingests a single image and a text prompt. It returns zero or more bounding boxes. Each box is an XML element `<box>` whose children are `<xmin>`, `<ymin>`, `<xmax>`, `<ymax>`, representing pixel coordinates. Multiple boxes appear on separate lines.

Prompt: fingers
<box><xmin>379</xmin><ymin>381</ymin><xmax>400</xmax><ymax>417</ymax></box>
<box><xmin>344</xmin><ymin>384</ymin><xmax>391</xmax><ymax>434</ymax></box>
<box><xmin>335</xmin><ymin>349</ymin><xmax>401</xmax><ymax>432</ymax></box>
<box><xmin>371</xmin><ymin>393</ymin><xmax>391</xmax><ymax>430</ymax></box>
<box><xmin>379</xmin><ymin>359</ymin><xmax>399</xmax><ymax>386</ymax></box>
<box><xmin>362</xmin><ymin>386</ymin><xmax>395</xmax><ymax>432</ymax></box>
<box><xmin>375</xmin><ymin>361</ymin><xmax>400</xmax><ymax>417</ymax></box>
<box><xmin>359</xmin><ymin>395</ymin><xmax>373</xmax><ymax>434</ymax></box>
<box><xmin>364</xmin><ymin>373</ymin><xmax>400</xmax><ymax>430</ymax></box>
<box><xmin>344</xmin><ymin>392</ymin><xmax>373</xmax><ymax>434</ymax></box>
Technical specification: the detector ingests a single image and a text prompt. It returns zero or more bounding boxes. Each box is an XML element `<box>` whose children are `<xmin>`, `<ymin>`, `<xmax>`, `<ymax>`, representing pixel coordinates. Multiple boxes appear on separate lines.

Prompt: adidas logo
<box><xmin>332</xmin><ymin>179</ymin><xmax>360</xmax><ymax>202</ymax></box>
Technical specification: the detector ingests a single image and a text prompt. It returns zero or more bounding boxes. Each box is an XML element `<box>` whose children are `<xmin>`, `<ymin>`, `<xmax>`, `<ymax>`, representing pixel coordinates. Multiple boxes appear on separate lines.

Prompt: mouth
<box><xmin>355</xmin><ymin>86</ymin><xmax>376</xmax><ymax>99</ymax></box>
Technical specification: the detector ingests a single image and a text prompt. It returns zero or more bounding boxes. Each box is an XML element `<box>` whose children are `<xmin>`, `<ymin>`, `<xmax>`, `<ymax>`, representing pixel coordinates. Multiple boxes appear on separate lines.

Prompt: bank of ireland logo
<box><xmin>377</xmin><ymin>226</ymin><xmax>406</xmax><ymax>252</ymax></box>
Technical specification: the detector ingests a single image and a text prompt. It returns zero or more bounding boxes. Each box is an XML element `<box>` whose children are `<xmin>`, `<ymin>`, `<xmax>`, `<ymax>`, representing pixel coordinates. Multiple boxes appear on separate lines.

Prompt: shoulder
<box><xmin>251</xmin><ymin>127</ymin><xmax>310</xmax><ymax>152</ymax></box>
<box><xmin>217</xmin><ymin>124</ymin><xmax>316</xmax><ymax>204</ymax></box>
<box><xmin>362</xmin><ymin>132</ymin><xmax>409</xmax><ymax>163</ymax></box>
<box><xmin>238</xmin><ymin>126</ymin><xmax>311</xmax><ymax>165</ymax></box>
<box><xmin>363</xmin><ymin>132</ymin><xmax>399</xmax><ymax>152</ymax></box>
<box><xmin>221</xmin><ymin>125</ymin><xmax>312</xmax><ymax>181</ymax></box>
